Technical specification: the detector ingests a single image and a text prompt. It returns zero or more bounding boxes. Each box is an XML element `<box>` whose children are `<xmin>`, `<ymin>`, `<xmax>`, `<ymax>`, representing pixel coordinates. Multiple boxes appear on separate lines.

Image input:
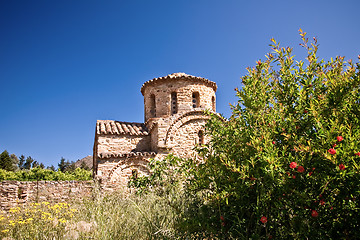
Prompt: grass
<box><xmin>0</xmin><ymin>185</ymin><xmax>192</xmax><ymax>240</ymax></box>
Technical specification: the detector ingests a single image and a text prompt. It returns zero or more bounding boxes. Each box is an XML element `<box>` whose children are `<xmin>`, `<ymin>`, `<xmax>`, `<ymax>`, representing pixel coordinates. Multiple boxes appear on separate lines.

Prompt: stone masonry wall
<box><xmin>0</xmin><ymin>181</ymin><xmax>94</xmax><ymax>211</ymax></box>
<box><xmin>96</xmin><ymin>155</ymin><xmax>153</xmax><ymax>184</ymax></box>
<box><xmin>143</xmin><ymin>79</ymin><xmax>216</xmax><ymax>121</ymax></box>
<box><xmin>96</xmin><ymin>135</ymin><xmax>150</xmax><ymax>155</ymax></box>
<box><xmin>170</xmin><ymin>119</ymin><xmax>210</xmax><ymax>158</ymax></box>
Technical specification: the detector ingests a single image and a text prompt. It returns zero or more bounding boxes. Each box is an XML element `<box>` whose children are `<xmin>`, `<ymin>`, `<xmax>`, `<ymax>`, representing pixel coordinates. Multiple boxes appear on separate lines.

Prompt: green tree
<box><xmin>0</xmin><ymin>150</ymin><xmax>16</xmax><ymax>171</ymax></box>
<box><xmin>9</xmin><ymin>154</ymin><xmax>19</xmax><ymax>171</ymax></box>
<box><xmin>58</xmin><ymin>157</ymin><xmax>76</xmax><ymax>172</ymax></box>
<box><xmin>23</xmin><ymin>156</ymin><xmax>35</xmax><ymax>170</ymax></box>
<box><xmin>80</xmin><ymin>161</ymin><xmax>90</xmax><ymax>170</ymax></box>
<box><xmin>58</xmin><ymin>157</ymin><xmax>69</xmax><ymax>172</ymax></box>
<box><xmin>18</xmin><ymin>155</ymin><xmax>25</xmax><ymax>169</ymax></box>
<box><xmin>186</xmin><ymin>30</ymin><xmax>360</xmax><ymax>239</ymax></box>
<box><xmin>47</xmin><ymin>165</ymin><xmax>56</xmax><ymax>171</ymax></box>
<box><xmin>0</xmin><ymin>151</ymin><xmax>18</xmax><ymax>171</ymax></box>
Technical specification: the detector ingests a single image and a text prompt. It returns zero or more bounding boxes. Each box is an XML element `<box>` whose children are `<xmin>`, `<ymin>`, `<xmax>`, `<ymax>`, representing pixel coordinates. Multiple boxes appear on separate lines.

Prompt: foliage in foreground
<box><xmin>0</xmin><ymin>167</ymin><xmax>92</xmax><ymax>181</ymax></box>
<box><xmin>185</xmin><ymin>30</ymin><xmax>360</xmax><ymax>239</ymax></box>
<box><xmin>133</xmin><ymin>30</ymin><xmax>360</xmax><ymax>239</ymax></box>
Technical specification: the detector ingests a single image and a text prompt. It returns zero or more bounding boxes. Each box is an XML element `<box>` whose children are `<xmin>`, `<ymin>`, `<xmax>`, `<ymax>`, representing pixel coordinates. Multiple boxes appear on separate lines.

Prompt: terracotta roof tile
<box><xmin>96</xmin><ymin>120</ymin><xmax>149</xmax><ymax>136</ymax></box>
<box><xmin>141</xmin><ymin>72</ymin><xmax>217</xmax><ymax>95</ymax></box>
<box><xmin>97</xmin><ymin>151</ymin><xmax>156</xmax><ymax>159</ymax></box>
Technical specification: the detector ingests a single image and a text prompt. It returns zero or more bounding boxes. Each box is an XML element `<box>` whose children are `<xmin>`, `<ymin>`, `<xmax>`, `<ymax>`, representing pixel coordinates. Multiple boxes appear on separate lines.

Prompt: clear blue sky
<box><xmin>1</xmin><ymin>0</ymin><xmax>359</xmax><ymax>167</ymax></box>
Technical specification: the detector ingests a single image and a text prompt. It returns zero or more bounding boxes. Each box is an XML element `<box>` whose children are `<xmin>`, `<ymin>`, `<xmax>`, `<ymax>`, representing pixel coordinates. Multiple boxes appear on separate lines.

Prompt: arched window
<box><xmin>198</xmin><ymin>130</ymin><xmax>204</xmax><ymax>145</ymax></box>
<box><xmin>192</xmin><ymin>92</ymin><xmax>200</xmax><ymax>108</ymax></box>
<box><xmin>150</xmin><ymin>94</ymin><xmax>156</xmax><ymax>117</ymax></box>
<box><xmin>212</xmin><ymin>96</ymin><xmax>216</xmax><ymax>111</ymax></box>
<box><xmin>171</xmin><ymin>92</ymin><xmax>177</xmax><ymax>115</ymax></box>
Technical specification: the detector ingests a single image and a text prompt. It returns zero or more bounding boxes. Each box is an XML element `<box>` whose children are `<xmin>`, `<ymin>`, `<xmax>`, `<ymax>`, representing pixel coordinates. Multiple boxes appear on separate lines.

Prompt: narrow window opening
<box><xmin>212</xmin><ymin>96</ymin><xmax>216</xmax><ymax>111</ymax></box>
<box><xmin>192</xmin><ymin>92</ymin><xmax>200</xmax><ymax>108</ymax></box>
<box><xmin>171</xmin><ymin>92</ymin><xmax>177</xmax><ymax>115</ymax></box>
<box><xmin>131</xmin><ymin>169</ymin><xmax>138</xmax><ymax>179</ymax></box>
<box><xmin>150</xmin><ymin>94</ymin><xmax>156</xmax><ymax>117</ymax></box>
<box><xmin>198</xmin><ymin>130</ymin><xmax>204</xmax><ymax>145</ymax></box>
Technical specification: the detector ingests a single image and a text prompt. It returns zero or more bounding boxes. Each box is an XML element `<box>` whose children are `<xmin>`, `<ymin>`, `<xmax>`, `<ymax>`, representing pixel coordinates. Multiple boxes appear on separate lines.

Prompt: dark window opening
<box><xmin>171</xmin><ymin>92</ymin><xmax>177</xmax><ymax>114</ymax></box>
<box><xmin>131</xmin><ymin>169</ymin><xmax>138</xmax><ymax>179</ymax></box>
<box><xmin>198</xmin><ymin>130</ymin><xmax>204</xmax><ymax>145</ymax></box>
<box><xmin>192</xmin><ymin>92</ymin><xmax>200</xmax><ymax>108</ymax></box>
<box><xmin>212</xmin><ymin>96</ymin><xmax>216</xmax><ymax>111</ymax></box>
<box><xmin>150</xmin><ymin>94</ymin><xmax>156</xmax><ymax>117</ymax></box>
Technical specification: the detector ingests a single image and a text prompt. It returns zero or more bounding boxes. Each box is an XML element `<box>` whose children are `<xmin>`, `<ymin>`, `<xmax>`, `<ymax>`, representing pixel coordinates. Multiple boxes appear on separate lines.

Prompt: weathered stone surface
<box><xmin>93</xmin><ymin>73</ymin><xmax>219</xmax><ymax>187</ymax></box>
<box><xmin>0</xmin><ymin>181</ymin><xmax>94</xmax><ymax>211</ymax></box>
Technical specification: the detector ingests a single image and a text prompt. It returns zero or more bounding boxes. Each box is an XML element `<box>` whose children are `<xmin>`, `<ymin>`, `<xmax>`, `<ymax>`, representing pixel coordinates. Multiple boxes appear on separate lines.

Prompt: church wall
<box><xmin>96</xmin><ymin>135</ymin><xmax>151</xmax><ymax>155</ymax></box>
<box><xmin>169</xmin><ymin>119</ymin><xmax>210</xmax><ymax>159</ymax></box>
<box><xmin>143</xmin><ymin>79</ymin><xmax>216</xmax><ymax>121</ymax></box>
<box><xmin>96</xmin><ymin>156</ymin><xmax>153</xmax><ymax>186</ymax></box>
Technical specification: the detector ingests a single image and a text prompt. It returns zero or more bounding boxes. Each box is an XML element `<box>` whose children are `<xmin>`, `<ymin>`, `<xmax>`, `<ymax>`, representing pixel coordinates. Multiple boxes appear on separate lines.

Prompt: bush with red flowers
<box><xmin>131</xmin><ymin>30</ymin><xmax>360</xmax><ymax>239</ymax></box>
<box><xmin>185</xmin><ymin>30</ymin><xmax>360</xmax><ymax>239</ymax></box>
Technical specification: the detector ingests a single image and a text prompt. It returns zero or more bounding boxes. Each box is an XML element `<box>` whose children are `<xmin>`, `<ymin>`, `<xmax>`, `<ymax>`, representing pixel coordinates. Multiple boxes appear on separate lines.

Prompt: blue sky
<box><xmin>1</xmin><ymin>0</ymin><xmax>359</xmax><ymax>167</ymax></box>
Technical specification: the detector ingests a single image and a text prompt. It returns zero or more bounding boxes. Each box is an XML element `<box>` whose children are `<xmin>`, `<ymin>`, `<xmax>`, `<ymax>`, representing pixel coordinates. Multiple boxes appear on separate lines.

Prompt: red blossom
<box><xmin>220</xmin><ymin>215</ymin><xmax>225</xmax><ymax>221</ymax></box>
<box><xmin>337</xmin><ymin>136</ymin><xmax>344</xmax><ymax>142</ymax></box>
<box><xmin>328</xmin><ymin>148</ymin><xmax>336</xmax><ymax>155</ymax></box>
<box><xmin>292</xmin><ymin>175</ymin><xmax>296</xmax><ymax>179</ymax></box>
<box><xmin>272</xmin><ymin>141</ymin><xmax>275</xmax><ymax>144</ymax></box>
<box><xmin>308</xmin><ymin>172</ymin><xmax>313</xmax><ymax>176</ymax></box>
<box><xmin>355</xmin><ymin>152</ymin><xmax>360</xmax><ymax>156</ymax></box>
<box><xmin>339</xmin><ymin>164</ymin><xmax>346</xmax><ymax>170</ymax></box>
<box><xmin>320</xmin><ymin>200</ymin><xmax>325</xmax><ymax>206</ymax></box>
<box><xmin>260</xmin><ymin>216</ymin><xmax>268</xmax><ymax>223</ymax></box>
<box><xmin>311</xmin><ymin>210</ymin><xmax>319</xmax><ymax>218</ymax></box>
<box><xmin>257</xmin><ymin>60</ymin><xmax>261</xmax><ymax>65</ymax></box>
<box><xmin>304</xmin><ymin>110</ymin><xmax>308</xmax><ymax>113</ymax></box>
<box><xmin>290</xmin><ymin>162</ymin><xmax>297</xmax><ymax>169</ymax></box>
<box><xmin>333</xmin><ymin>144</ymin><xmax>337</xmax><ymax>147</ymax></box>
<box><xmin>297</xmin><ymin>166</ymin><xmax>305</xmax><ymax>173</ymax></box>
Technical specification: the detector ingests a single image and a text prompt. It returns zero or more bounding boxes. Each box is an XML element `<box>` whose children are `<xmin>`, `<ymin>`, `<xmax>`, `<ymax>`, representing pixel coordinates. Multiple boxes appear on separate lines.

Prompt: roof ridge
<box><xmin>96</xmin><ymin>120</ymin><xmax>149</xmax><ymax>136</ymax></box>
<box><xmin>140</xmin><ymin>72</ymin><xmax>217</xmax><ymax>95</ymax></box>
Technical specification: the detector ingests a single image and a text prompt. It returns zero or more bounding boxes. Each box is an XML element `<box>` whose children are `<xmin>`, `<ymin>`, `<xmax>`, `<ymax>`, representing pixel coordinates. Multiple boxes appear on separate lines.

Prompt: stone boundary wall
<box><xmin>0</xmin><ymin>181</ymin><xmax>95</xmax><ymax>211</ymax></box>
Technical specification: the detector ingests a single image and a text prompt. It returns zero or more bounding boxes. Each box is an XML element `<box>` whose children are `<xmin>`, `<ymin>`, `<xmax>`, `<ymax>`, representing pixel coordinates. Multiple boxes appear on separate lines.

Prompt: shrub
<box><xmin>0</xmin><ymin>167</ymin><xmax>92</xmax><ymax>181</ymax></box>
<box><xmin>186</xmin><ymin>30</ymin><xmax>360</xmax><ymax>239</ymax></box>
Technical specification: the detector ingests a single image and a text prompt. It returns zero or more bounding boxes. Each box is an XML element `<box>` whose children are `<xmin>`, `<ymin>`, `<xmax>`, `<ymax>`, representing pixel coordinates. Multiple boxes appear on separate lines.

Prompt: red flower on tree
<box><xmin>297</xmin><ymin>166</ymin><xmax>305</xmax><ymax>173</ymax></box>
<box><xmin>328</xmin><ymin>148</ymin><xmax>336</xmax><ymax>155</ymax></box>
<box><xmin>337</xmin><ymin>136</ymin><xmax>343</xmax><ymax>142</ymax></box>
<box><xmin>311</xmin><ymin>210</ymin><xmax>319</xmax><ymax>218</ymax></box>
<box><xmin>355</xmin><ymin>152</ymin><xmax>360</xmax><ymax>156</ymax></box>
<box><xmin>290</xmin><ymin>162</ymin><xmax>297</xmax><ymax>169</ymax></box>
<box><xmin>339</xmin><ymin>164</ymin><xmax>346</xmax><ymax>170</ymax></box>
<box><xmin>260</xmin><ymin>216</ymin><xmax>268</xmax><ymax>223</ymax></box>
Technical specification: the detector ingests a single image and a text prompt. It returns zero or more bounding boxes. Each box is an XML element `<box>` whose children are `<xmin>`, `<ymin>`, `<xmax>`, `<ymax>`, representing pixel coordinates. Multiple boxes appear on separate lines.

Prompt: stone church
<box><xmin>93</xmin><ymin>72</ymin><xmax>217</xmax><ymax>186</ymax></box>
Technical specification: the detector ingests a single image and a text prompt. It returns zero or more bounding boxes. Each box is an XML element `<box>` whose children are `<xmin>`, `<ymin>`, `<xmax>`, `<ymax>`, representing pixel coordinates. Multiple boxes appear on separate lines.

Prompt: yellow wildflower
<box><xmin>59</xmin><ymin>218</ymin><xmax>67</xmax><ymax>223</ymax></box>
<box><xmin>1</xmin><ymin>229</ymin><xmax>9</xmax><ymax>233</ymax></box>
